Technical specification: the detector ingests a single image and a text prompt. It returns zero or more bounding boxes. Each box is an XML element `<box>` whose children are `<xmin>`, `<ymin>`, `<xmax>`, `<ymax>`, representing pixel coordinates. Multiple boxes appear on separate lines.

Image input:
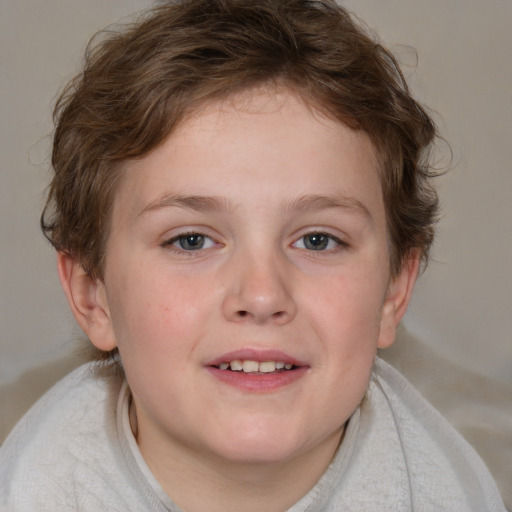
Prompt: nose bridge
<box><xmin>222</xmin><ymin>244</ymin><xmax>296</xmax><ymax>325</ymax></box>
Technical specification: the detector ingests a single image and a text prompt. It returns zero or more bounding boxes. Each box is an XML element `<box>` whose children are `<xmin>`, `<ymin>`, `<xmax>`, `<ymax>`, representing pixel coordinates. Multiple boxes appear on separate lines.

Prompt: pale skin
<box><xmin>58</xmin><ymin>89</ymin><xmax>419</xmax><ymax>512</ymax></box>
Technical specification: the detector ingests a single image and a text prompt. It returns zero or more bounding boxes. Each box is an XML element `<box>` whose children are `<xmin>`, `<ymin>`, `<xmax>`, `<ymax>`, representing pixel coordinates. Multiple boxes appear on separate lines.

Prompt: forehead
<box><xmin>112</xmin><ymin>89</ymin><xmax>383</xmax><ymax>225</ymax></box>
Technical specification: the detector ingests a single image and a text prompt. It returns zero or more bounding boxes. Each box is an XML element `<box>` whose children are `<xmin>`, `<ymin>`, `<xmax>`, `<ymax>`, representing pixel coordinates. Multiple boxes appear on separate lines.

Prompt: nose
<box><xmin>221</xmin><ymin>253</ymin><xmax>297</xmax><ymax>326</ymax></box>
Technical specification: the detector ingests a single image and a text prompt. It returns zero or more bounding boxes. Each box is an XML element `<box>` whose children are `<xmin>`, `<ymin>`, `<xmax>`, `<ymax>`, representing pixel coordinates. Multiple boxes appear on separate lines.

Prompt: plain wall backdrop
<box><xmin>1</xmin><ymin>1</ymin><xmax>511</xmax><ymax>388</ymax></box>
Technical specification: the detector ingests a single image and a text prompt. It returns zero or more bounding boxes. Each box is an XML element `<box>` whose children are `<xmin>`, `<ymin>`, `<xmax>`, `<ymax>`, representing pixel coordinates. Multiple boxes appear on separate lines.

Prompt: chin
<box><xmin>204</xmin><ymin>418</ymin><xmax>314</xmax><ymax>465</ymax></box>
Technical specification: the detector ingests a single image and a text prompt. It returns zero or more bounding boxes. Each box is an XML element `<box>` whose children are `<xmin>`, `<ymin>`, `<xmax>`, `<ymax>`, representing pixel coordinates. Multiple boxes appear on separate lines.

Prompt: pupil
<box><xmin>305</xmin><ymin>233</ymin><xmax>328</xmax><ymax>250</ymax></box>
<box><xmin>180</xmin><ymin>234</ymin><xmax>204</xmax><ymax>250</ymax></box>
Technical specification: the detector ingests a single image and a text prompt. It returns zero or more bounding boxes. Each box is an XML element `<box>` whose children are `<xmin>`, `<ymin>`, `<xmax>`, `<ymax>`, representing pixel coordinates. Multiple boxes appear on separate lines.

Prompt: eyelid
<box><xmin>173</xmin><ymin>233</ymin><xmax>215</xmax><ymax>249</ymax></box>
<box><xmin>162</xmin><ymin>228</ymin><xmax>222</xmax><ymax>253</ymax></box>
<box><xmin>291</xmin><ymin>229</ymin><xmax>349</xmax><ymax>251</ymax></box>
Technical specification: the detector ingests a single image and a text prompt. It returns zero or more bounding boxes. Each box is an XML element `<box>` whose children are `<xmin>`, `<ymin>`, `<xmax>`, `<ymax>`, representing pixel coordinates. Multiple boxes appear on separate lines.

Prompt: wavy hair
<box><xmin>42</xmin><ymin>0</ymin><xmax>439</xmax><ymax>281</ymax></box>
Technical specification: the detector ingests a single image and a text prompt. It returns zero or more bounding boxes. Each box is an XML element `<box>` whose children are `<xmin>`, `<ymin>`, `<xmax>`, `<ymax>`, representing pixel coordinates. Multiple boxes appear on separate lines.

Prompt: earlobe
<box><xmin>377</xmin><ymin>250</ymin><xmax>420</xmax><ymax>349</ymax></box>
<box><xmin>57</xmin><ymin>252</ymin><xmax>117</xmax><ymax>352</ymax></box>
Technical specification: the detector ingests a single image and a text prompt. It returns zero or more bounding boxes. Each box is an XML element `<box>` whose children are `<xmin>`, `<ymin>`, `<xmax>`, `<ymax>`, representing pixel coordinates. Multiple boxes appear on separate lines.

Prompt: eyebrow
<box><xmin>283</xmin><ymin>194</ymin><xmax>373</xmax><ymax>222</ymax></box>
<box><xmin>137</xmin><ymin>194</ymin><xmax>232</xmax><ymax>218</ymax></box>
<box><xmin>137</xmin><ymin>192</ymin><xmax>373</xmax><ymax>223</ymax></box>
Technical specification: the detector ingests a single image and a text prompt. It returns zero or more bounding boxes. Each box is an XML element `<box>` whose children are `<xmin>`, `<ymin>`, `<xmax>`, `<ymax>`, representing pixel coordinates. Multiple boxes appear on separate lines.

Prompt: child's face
<box><xmin>87</xmin><ymin>90</ymin><xmax>416</xmax><ymax>468</ymax></box>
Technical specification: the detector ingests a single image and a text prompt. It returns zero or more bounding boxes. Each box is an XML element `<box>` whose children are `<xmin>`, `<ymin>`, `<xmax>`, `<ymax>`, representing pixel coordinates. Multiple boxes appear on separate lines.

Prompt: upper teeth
<box><xmin>218</xmin><ymin>360</ymin><xmax>293</xmax><ymax>372</ymax></box>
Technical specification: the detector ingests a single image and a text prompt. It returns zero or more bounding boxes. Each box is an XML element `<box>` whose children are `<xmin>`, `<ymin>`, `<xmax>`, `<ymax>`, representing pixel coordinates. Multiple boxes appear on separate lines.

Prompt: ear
<box><xmin>57</xmin><ymin>252</ymin><xmax>117</xmax><ymax>352</ymax></box>
<box><xmin>377</xmin><ymin>250</ymin><xmax>420</xmax><ymax>349</ymax></box>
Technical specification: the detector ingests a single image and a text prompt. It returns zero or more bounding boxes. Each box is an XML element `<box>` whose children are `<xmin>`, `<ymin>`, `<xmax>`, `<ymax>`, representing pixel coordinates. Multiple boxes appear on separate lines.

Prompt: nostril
<box><xmin>237</xmin><ymin>311</ymin><xmax>248</xmax><ymax>317</ymax></box>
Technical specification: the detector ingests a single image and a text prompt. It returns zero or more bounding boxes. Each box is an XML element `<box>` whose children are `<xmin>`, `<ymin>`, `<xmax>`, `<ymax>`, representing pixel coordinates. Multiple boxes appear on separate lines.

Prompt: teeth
<box><xmin>259</xmin><ymin>361</ymin><xmax>276</xmax><ymax>373</ymax></box>
<box><xmin>217</xmin><ymin>360</ymin><xmax>293</xmax><ymax>372</ymax></box>
<box><xmin>230</xmin><ymin>360</ymin><xmax>243</xmax><ymax>371</ymax></box>
<box><xmin>242</xmin><ymin>360</ymin><xmax>259</xmax><ymax>372</ymax></box>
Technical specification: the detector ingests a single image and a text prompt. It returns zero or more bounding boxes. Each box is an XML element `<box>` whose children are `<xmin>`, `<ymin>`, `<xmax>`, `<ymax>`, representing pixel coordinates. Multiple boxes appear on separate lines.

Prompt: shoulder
<box><xmin>1</xmin><ymin>362</ymin><xmax>120</xmax><ymax>448</ymax></box>
<box><xmin>290</xmin><ymin>359</ymin><xmax>506</xmax><ymax>511</ymax></box>
<box><xmin>0</xmin><ymin>363</ymin><xmax>126</xmax><ymax>510</ymax></box>
<box><xmin>365</xmin><ymin>358</ymin><xmax>506</xmax><ymax>511</ymax></box>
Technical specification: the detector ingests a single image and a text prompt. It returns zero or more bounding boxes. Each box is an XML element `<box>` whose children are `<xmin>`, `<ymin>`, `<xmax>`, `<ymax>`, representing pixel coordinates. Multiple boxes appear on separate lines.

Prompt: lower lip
<box><xmin>205</xmin><ymin>366</ymin><xmax>309</xmax><ymax>392</ymax></box>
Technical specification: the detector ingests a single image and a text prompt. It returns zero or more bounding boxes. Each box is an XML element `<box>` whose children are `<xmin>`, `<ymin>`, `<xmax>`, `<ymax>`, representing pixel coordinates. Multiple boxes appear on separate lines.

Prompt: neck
<box><xmin>137</xmin><ymin>425</ymin><xmax>344</xmax><ymax>512</ymax></box>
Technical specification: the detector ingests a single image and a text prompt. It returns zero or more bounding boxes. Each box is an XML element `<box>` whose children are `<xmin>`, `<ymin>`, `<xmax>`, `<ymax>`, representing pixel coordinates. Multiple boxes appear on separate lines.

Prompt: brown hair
<box><xmin>42</xmin><ymin>0</ymin><xmax>439</xmax><ymax>281</ymax></box>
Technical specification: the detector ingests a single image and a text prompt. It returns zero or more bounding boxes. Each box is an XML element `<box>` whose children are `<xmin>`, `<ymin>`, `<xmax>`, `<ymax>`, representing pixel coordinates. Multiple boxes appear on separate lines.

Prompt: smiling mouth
<box><xmin>207</xmin><ymin>356</ymin><xmax>307</xmax><ymax>391</ymax></box>
<box><xmin>214</xmin><ymin>360</ymin><xmax>297</xmax><ymax>373</ymax></box>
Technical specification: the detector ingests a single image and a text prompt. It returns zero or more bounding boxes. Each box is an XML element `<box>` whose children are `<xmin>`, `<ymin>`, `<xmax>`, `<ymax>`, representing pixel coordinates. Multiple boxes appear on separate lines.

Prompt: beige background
<box><xmin>1</xmin><ymin>0</ymin><xmax>511</xmax><ymax>498</ymax></box>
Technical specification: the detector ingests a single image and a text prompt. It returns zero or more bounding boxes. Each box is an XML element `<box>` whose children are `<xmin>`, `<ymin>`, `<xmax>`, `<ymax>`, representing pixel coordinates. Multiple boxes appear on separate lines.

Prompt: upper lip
<box><xmin>205</xmin><ymin>348</ymin><xmax>307</xmax><ymax>368</ymax></box>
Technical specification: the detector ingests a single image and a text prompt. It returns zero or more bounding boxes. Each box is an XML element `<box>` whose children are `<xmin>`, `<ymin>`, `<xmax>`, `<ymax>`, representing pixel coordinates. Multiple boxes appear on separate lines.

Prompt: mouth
<box><xmin>205</xmin><ymin>350</ymin><xmax>307</xmax><ymax>391</ymax></box>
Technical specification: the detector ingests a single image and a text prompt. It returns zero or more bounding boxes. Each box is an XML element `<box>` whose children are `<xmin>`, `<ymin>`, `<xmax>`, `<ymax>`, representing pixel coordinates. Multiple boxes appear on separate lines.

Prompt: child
<box><xmin>0</xmin><ymin>0</ymin><xmax>506</xmax><ymax>510</ymax></box>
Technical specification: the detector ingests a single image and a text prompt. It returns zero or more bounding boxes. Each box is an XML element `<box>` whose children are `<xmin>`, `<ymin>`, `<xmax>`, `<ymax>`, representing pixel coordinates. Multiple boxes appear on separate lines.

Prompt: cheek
<box><xmin>108</xmin><ymin>265</ymin><xmax>217</xmax><ymax>356</ymax></box>
<box><xmin>311</xmin><ymin>272</ymin><xmax>384</xmax><ymax>410</ymax></box>
<box><xmin>310</xmin><ymin>269</ymin><xmax>386</xmax><ymax>338</ymax></box>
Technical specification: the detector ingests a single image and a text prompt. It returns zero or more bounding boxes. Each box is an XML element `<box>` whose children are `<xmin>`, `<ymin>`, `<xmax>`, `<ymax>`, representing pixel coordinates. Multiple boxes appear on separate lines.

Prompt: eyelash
<box><xmin>292</xmin><ymin>232</ymin><xmax>347</xmax><ymax>252</ymax></box>
<box><xmin>163</xmin><ymin>232</ymin><xmax>218</xmax><ymax>253</ymax></box>
<box><xmin>163</xmin><ymin>230</ymin><xmax>347</xmax><ymax>254</ymax></box>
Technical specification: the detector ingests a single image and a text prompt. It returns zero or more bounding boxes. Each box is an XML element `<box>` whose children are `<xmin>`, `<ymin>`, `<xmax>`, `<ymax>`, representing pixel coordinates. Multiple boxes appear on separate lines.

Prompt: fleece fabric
<box><xmin>0</xmin><ymin>359</ymin><xmax>506</xmax><ymax>511</ymax></box>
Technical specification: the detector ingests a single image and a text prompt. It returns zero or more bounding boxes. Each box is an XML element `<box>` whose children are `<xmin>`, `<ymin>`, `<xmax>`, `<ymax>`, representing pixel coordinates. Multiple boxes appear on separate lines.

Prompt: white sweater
<box><xmin>0</xmin><ymin>359</ymin><xmax>506</xmax><ymax>511</ymax></box>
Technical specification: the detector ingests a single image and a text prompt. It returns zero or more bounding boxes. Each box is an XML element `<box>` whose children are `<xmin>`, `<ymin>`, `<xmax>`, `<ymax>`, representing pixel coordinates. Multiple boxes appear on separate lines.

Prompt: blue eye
<box><xmin>168</xmin><ymin>233</ymin><xmax>216</xmax><ymax>251</ymax></box>
<box><xmin>294</xmin><ymin>233</ymin><xmax>342</xmax><ymax>251</ymax></box>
